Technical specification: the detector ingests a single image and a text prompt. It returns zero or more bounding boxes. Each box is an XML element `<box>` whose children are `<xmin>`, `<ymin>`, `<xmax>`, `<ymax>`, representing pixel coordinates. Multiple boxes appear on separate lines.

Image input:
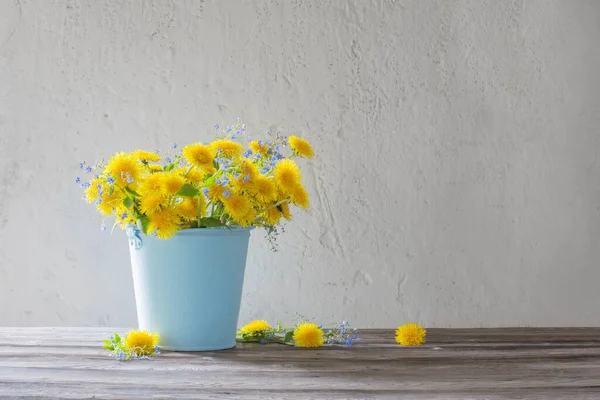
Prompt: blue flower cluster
<box><xmin>76</xmin><ymin>160</ymin><xmax>96</xmax><ymax>187</ymax></box>
<box><xmin>215</xmin><ymin>176</ymin><xmax>230</xmax><ymax>187</ymax></box>
<box><xmin>325</xmin><ymin>320</ymin><xmax>358</xmax><ymax>346</ymax></box>
<box><xmin>214</xmin><ymin>155</ymin><xmax>232</xmax><ymax>170</ymax></box>
<box><xmin>216</xmin><ymin>119</ymin><xmax>246</xmax><ymax>140</ymax></box>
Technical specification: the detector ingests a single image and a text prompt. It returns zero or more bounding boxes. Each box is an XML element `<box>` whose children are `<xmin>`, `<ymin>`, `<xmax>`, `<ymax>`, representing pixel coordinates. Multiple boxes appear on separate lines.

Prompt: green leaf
<box><xmin>284</xmin><ymin>330</ymin><xmax>294</xmax><ymax>344</ymax></box>
<box><xmin>123</xmin><ymin>197</ymin><xmax>134</xmax><ymax>209</ymax></box>
<box><xmin>164</xmin><ymin>163</ymin><xmax>175</xmax><ymax>172</ymax></box>
<box><xmin>124</xmin><ymin>187</ymin><xmax>141</xmax><ymax>197</ymax></box>
<box><xmin>203</xmin><ymin>175</ymin><xmax>216</xmax><ymax>186</ymax></box>
<box><xmin>176</xmin><ymin>183</ymin><xmax>200</xmax><ymax>198</ymax></box>
<box><xmin>200</xmin><ymin>217</ymin><xmax>224</xmax><ymax>228</ymax></box>
<box><xmin>108</xmin><ymin>185</ymin><xmax>115</xmax><ymax>196</ymax></box>
<box><xmin>113</xmin><ymin>333</ymin><xmax>121</xmax><ymax>343</ymax></box>
<box><xmin>139</xmin><ymin>216</ymin><xmax>150</xmax><ymax>235</ymax></box>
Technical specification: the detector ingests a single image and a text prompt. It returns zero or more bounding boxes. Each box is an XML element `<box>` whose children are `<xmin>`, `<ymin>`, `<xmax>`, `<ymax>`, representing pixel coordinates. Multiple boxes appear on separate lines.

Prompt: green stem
<box><xmin>235</xmin><ymin>331</ymin><xmax>294</xmax><ymax>345</ymax></box>
<box><xmin>261</xmin><ymin>199</ymin><xmax>289</xmax><ymax>213</ymax></box>
<box><xmin>198</xmin><ymin>196</ymin><xmax>203</xmax><ymax>223</ymax></box>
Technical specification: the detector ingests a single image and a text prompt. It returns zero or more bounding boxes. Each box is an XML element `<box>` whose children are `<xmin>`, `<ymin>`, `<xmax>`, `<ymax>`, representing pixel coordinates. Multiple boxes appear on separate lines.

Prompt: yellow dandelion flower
<box><xmin>175</xmin><ymin>196</ymin><xmax>206</xmax><ymax>220</ymax></box>
<box><xmin>280</xmin><ymin>202</ymin><xmax>292</xmax><ymax>220</ymax></box>
<box><xmin>96</xmin><ymin>203</ymin><xmax>113</xmax><ymax>216</ymax></box>
<box><xmin>105</xmin><ymin>152</ymin><xmax>142</xmax><ymax>187</ymax></box>
<box><xmin>124</xmin><ymin>330</ymin><xmax>159</xmax><ymax>356</ymax></box>
<box><xmin>175</xmin><ymin>197</ymin><xmax>197</xmax><ymax>220</ymax></box>
<box><xmin>276</xmin><ymin>187</ymin><xmax>290</xmax><ymax>201</ymax></box>
<box><xmin>262</xmin><ymin>206</ymin><xmax>282</xmax><ymax>226</ymax></box>
<box><xmin>249</xmin><ymin>140</ymin><xmax>268</xmax><ymax>156</ymax></box>
<box><xmin>198</xmin><ymin>194</ymin><xmax>207</xmax><ymax>218</ymax></box>
<box><xmin>139</xmin><ymin>172</ymin><xmax>164</xmax><ymax>194</ymax></box>
<box><xmin>222</xmin><ymin>192</ymin><xmax>252</xmax><ymax>223</ymax></box>
<box><xmin>183</xmin><ymin>143</ymin><xmax>215</xmax><ymax>171</ymax></box>
<box><xmin>231</xmin><ymin>160</ymin><xmax>259</xmax><ymax>193</ymax></box>
<box><xmin>183</xmin><ymin>168</ymin><xmax>205</xmax><ymax>184</ymax></box>
<box><xmin>293</xmin><ymin>323</ymin><xmax>324</xmax><ymax>348</ymax></box>
<box><xmin>211</xmin><ymin>139</ymin><xmax>244</xmax><ymax>158</ymax></box>
<box><xmin>239</xmin><ymin>159</ymin><xmax>259</xmax><ymax>179</ymax></box>
<box><xmin>147</xmin><ymin>164</ymin><xmax>163</xmax><ymax>172</ymax></box>
<box><xmin>147</xmin><ymin>208</ymin><xmax>180</xmax><ymax>239</ymax></box>
<box><xmin>395</xmin><ymin>323</ymin><xmax>426</xmax><ymax>346</ymax></box>
<box><xmin>85</xmin><ymin>177</ymin><xmax>123</xmax><ymax>216</ymax></box>
<box><xmin>235</xmin><ymin>207</ymin><xmax>257</xmax><ymax>227</ymax></box>
<box><xmin>97</xmin><ymin>189</ymin><xmax>124</xmax><ymax>216</ymax></box>
<box><xmin>290</xmin><ymin>183</ymin><xmax>309</xmax><ymax>209</ymax></box>
<box><xmin>274</xmin><ymin>159</ymin><xmax>301</xmax><ymax>193</ymax></box>
<box><xmin>207</xmin><ymin>184</ymin><xmax>226</xmax><ymax>201</ymax></box>
<box><xmin>173</xmin><ymin>167</ymin><xmax>189</xmax><ymax>179</ymax></box>
<box><xmin>158</xmin><ymin>171</ymin><xmax>186</xmax><ymax>196</ymax></box>
<box><xmin>239</xmin><ymin>320</ymin><xmax>271</xmax><ymax>335</ymax></box>
<box><xmin>288</xmin><ymin>135</ymin><xmax>314</xmax><ymax>158</ymax></box>
<box><xmin>84</xmin><ymin>177</ymin><xmax>104</xmax><ymax>203</ymax></box>
<box><xmin>233</xmin><ymin>174</ymin><xmax>256</xmax><ymax>194</ymax></box>
<box><xmin>131</xmin><ymin>150</ymin><xmax>161</xmax><ymax>162</ymax></box>
<box><xmin>114</xmin><ymin>206</ymin><xmax>135</xmax><ymax>227</ymax></box>
<box><xmin>140</xmin><ymin>194</ymin><xmax>165</xmax><ymax>214</ymax></box>
<box><xmin>254</xmin><ymin>176</ymin><xmax>276</xmax><ymax>204</ymax></box>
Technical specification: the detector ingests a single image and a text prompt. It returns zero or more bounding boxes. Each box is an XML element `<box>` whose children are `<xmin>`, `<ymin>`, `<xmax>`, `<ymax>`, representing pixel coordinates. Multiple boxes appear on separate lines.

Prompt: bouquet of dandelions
<box><xmin>76</xmin><ymin>120</ymin><xmax>314</xmax><ymax>246</ymax></box>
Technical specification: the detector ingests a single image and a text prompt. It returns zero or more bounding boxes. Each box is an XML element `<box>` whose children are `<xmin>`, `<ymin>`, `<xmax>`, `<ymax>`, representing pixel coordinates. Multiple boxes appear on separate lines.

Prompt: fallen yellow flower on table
<box><xmin>239</xmin><ymin>320</ymin><xmax>272</xmax><ymax>335</ymax></box>
<box><xmin>103</xmin><ymin>330</ymin><xmax>161</xmax><ymax>361</ymax></box>
<box><xmin>293</xmin><ymin>323</ymin><xmax>324</xmax><ymax>348</ymax></box>
<box><xmin>124</xmin><ymin>330</ymin><xmax>160</xmax><ymax>356</ymax></box>
<box><xmin>395</xmin><ymin>323</ymin><xmax>426</xmax><ymax>346</ymax></box>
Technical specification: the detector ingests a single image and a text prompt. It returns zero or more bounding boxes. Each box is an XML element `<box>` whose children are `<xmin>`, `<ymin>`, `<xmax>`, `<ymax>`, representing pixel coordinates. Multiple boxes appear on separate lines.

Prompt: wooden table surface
<box><xmin>0</xmin><ymin>327</ymin><xmax>599</xmax><ymax>399</ymax></box>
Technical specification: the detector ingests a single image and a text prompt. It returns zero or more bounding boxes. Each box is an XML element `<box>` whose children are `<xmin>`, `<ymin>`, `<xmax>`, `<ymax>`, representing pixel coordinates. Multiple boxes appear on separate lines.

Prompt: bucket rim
<box><xmin>173</xmin><ymin>226</ymin><xmax>255</xmax><ymax>236</ymax></box>
<box><xmin>127</xmin><ymin>224</ymin><xmax>255</xmax><ymax>237</ymax></box>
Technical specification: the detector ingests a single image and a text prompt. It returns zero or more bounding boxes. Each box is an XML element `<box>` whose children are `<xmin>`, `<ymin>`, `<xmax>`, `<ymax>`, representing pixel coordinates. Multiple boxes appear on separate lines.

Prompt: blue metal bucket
<box><xmin>126</xmin><ymin>226</ymin><xmax>253</xmax><ymax>351</ymax></box>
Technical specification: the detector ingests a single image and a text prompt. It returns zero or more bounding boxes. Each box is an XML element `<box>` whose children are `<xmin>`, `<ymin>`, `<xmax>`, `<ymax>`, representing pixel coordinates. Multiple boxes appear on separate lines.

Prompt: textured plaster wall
<box><xmin>1</xmin><ymin>0</ymin><xmax>599</xmax><ymax>328</ymax></box>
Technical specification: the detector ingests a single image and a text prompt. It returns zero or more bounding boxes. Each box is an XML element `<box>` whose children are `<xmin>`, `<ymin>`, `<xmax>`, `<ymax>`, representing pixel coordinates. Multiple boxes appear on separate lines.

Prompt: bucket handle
<box><xmin>126</xmin><ymin>225</ymin><xmax>143</xmax><ymax>249</ymax></box>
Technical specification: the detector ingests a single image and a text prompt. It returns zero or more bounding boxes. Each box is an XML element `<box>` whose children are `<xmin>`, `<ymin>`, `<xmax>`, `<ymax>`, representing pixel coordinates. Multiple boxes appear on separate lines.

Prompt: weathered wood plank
<box><xmin>1</xmin><ymin>383</ymin><xmax>600</xmax><ymax>400</ymax></box>
<box><xmin>3</xmin><ymin>344</ymin><xmax>600</xmax><ymax>364</ymax></box>
<box><xmin>1</xmin><ymin>327</ymin><xmax>599</xmax><ymax>345</ymax></box>
<box><xmin>0</xmin><ymin>328</ymin><xmax>599</xmax><ymax>399</ymax></box>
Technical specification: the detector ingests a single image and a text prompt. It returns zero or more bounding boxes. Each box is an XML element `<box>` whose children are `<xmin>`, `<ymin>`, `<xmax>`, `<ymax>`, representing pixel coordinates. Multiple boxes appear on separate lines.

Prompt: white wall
<box><xmin>1</xmin><ymin>0</ymin><xmax>599</xmax><ymax>328</ymax></box>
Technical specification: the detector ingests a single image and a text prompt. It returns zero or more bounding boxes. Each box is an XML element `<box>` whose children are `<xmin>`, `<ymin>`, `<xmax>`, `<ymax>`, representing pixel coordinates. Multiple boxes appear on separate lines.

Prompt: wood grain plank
<box><xmin>0</xmin><ymin>328</ymin><xmax>599</xmax><ymax>399</ymax></box>
<box><xmin>1</xmin><ymin>327</ymin><xmax>599</xmax><ymax>346</ymax></box>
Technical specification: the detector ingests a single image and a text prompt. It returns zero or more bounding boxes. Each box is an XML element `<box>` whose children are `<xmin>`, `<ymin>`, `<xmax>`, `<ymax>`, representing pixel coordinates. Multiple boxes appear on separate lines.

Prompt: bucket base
<box><xmin>161</xmin><ymin>342</ymin><xmax>237</xmax><ymax>352</ymax></box>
